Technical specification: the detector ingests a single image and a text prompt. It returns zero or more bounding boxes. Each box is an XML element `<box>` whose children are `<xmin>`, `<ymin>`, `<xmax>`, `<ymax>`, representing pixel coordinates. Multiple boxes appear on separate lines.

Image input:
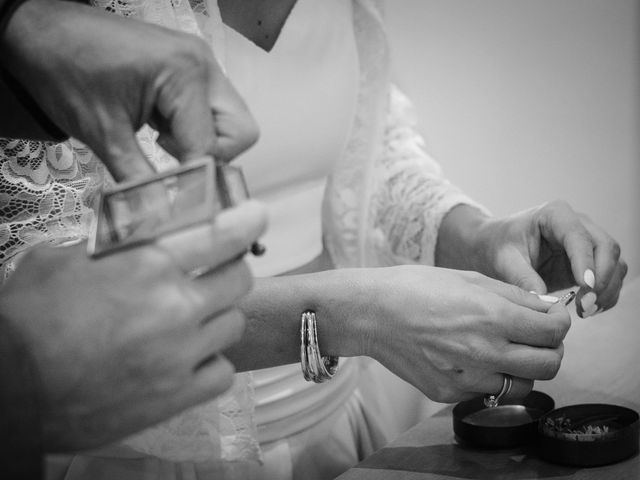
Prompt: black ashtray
<box><xmin>453</xmin><ymin>391</ymin><xmax>554</xmax><ymax>449</ymax></box>
<box><xmin>537</xmin><ymin>404</ymin><xmax>639</xmax><ymax>467</ymax></box>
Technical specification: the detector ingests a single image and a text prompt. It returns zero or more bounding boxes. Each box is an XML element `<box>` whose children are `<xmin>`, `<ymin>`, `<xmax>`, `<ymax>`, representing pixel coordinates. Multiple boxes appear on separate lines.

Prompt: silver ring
<box><xmin>484</xmin><ymin>374</ymin><xmax>513</xmax><ymax>408</ymax></box>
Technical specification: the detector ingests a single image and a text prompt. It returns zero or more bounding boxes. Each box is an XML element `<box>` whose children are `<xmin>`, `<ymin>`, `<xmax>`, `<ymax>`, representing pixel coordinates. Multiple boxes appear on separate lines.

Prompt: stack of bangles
<box><xmin>300</xmin><ymin>310</ymin><xmax>339</xmax><ymax>383</ymax></box>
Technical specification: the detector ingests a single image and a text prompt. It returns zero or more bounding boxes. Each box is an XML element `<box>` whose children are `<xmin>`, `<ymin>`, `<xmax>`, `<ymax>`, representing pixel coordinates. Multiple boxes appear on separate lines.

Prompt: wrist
<box><xmin>302</xmin><ymin>268</ymin><xmax>377</xmax><ymax>359</ymax></box>
<box><xmin>435</xmin><ymin>204</ymin><xmax>493</xmax><ymax>273</ymax></box>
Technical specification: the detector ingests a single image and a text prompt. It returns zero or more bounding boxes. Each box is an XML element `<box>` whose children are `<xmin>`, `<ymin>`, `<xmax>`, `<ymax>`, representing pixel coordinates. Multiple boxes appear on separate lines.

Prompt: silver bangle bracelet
<box><xmin>300</xmin><ymin>310</ymin><xmax>339</xmax><ymax>383</ymax></box>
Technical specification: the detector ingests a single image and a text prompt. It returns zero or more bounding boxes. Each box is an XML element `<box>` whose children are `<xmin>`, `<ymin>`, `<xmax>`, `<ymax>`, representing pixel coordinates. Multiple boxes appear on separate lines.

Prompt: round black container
<box><xmin>453</xmin><ymin>391</ymin><xmax>555</xmax><ymax>449</ymax></box>
<box><xmin>537</xmin><ymin>403</ymin><xmax>640</xmax><ymax>467</ymax></box>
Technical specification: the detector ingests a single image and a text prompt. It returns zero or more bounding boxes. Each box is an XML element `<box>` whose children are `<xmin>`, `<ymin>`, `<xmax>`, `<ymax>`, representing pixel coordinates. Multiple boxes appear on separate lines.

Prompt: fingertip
<box><xmin>216</xmin><ymin>200</ymin><xmax>268</xmax><ymax>239</ymax></box>
<box><xmin>194</xmin><ymin>354</ymin><xmax>236</xmax><ymax>398</ymax></box>
<box><xmin>579</xmin><ymin>290</ymin><xmax>598</xmax><ymax>318</ymax></box>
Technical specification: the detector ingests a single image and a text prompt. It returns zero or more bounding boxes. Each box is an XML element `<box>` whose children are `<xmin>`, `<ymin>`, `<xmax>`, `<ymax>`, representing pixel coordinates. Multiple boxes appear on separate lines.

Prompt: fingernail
<box><xmin>537</xmin><ymin>294</ymin><xmax>559</xmax><ymax>303</ymax></box>
<box><xmin>580</xmin><ymin>291</ymin><xmax>597</xmax><ymax>316</ymax></box>
<box><xmin>583</xmin><ymin>269</ymin><xmax>595</xmax><ymax>289</ymax></box>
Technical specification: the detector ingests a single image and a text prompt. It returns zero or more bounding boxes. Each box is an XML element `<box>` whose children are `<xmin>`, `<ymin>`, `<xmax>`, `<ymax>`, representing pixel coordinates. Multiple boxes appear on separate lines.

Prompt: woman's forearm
<box><xmin>224</xmin><ymin>270</ymin><xmax>373</xmax><ymax>372</ymax></box>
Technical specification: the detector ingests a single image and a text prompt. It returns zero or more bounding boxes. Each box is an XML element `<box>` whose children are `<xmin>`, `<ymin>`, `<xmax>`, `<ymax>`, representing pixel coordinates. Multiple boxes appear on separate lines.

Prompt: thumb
<box><xmin>208</xmin><ymin>63</ymin><xmax>259</xmax><ymax>162</ymax></box>
<box><xmin>154</xmin><ymin>75</ymin><xmax>217</xmax><ymax>163</ymax></box>
<box><xmin>497</xmin><ymin>248</ymin><xmax>548</xmax><ymax>294</ymax></box>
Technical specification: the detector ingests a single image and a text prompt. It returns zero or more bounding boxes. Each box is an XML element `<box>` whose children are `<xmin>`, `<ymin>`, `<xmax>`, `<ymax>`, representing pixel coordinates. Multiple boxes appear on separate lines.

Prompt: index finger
<box><xmin>539</xmin><ymin>202</ymin><xmax>596</xmax><ymax>290</ymax></box>
<box><xmin>154</xmin><ymin>53</ymin><xmax>217</xmax><ymax>162</ymax></box>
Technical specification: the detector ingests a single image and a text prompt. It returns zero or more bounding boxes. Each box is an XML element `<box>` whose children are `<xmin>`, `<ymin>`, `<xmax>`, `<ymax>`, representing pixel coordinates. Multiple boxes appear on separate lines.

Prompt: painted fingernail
<box><xmin>580</xmin><ymin>291</ymin><xmax>597</xmax><ymax>317</ymax></box>
<box><xmin>537</xmin><ymin>294</ymin><xmax>559</xmax><ymax>303</ymax></box>
<box><xmin>583</xmin><ymin>269</ymin><xmax>595</xmax><ymax>289</ymax></box>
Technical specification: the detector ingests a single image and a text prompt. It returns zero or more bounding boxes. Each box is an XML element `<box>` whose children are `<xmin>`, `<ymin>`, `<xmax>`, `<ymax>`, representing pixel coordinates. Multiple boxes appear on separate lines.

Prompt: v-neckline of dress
<box><xmin>221</xmin><ymin>0</ymin><xmax>305</xmax><ymax>55</ymax></box>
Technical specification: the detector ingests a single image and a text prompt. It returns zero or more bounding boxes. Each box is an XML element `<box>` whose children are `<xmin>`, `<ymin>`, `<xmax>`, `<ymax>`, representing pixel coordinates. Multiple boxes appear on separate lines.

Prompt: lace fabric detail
<box><xmin>367</xmin><ymin>86</ymin><xmax>489</xmax><ymax>267</ymax></box>
<box><xmin>0</xmin><ymin>138</ymin><xmax>103</xmax><ymax>282</ymax></box>
<box><xmin>323</xmin><ymin>0</ymin><xmax>487</xmax><ymax>270</ymax></box>
<box><xmin>0</xmin><ymin>0</ymin><xmax>259</xmax><ymax>464</ymax></box>
<box><xmin>86</xmin><ymin>0</ymin><xmax>261</xmax><ymax>463</ymax></box>
<box><xmin>122</xmin><ymin>372</ymin><xmax>261</xmax><ymax>463</ymax></box>
<box><xmin>323</xmin><ymin>0</ymin><xmax>390</xmax><ymax>269</ymax></box>
<box><xmin>0</xmin><ymin>0</ymin><xmax>486</xmax><ymax>466</ymax></box>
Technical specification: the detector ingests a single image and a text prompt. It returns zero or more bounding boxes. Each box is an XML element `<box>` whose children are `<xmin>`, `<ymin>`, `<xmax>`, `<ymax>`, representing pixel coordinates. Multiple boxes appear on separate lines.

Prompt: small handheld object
<box><xmin>88</xmin><ymin>157</ymin><xmax>216</xmax><ymax>257</ymax></box>
<box><xmin>88</xmin><ymin>158</ymin><xmax>266</xmax><ymax>257</ymax></box>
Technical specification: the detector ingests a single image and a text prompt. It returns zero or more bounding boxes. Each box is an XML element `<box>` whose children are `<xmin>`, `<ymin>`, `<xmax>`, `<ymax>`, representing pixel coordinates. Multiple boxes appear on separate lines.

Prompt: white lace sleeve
<box><xmin>366</xmin><ymin>85</ymin><xmax>490</xmax><ymax>267</ymax></box>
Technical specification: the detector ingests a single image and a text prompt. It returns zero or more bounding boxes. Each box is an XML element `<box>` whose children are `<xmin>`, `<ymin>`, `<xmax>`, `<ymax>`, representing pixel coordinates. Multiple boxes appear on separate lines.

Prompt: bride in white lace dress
<box><xmin>0</xmin><ymin>1</ymin><xmax>627</xmax><ymax>479</ymax></box>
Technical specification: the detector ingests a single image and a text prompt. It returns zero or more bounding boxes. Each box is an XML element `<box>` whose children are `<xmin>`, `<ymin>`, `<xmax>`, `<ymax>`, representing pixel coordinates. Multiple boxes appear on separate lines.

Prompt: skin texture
<box><xmin>217</xmin><ymin>0</ymin><xmax>626</xmax><ymax>404</ymax></box>
<box><xmin>436</xmin><ymin>203</ymin><xmax>627</xmax><ymax>317</ymax></box>
<box><xmin>0</xmin><ymin>0</ymin><xmax>268</xmax><ymax>451</ymax></box>
<box><xmin>0</xmin><ymin>0</ymin><xmax>259</xmax><ymax>181</ymax></box>
<box><xmin>228</xmin><ymin>265</ymin><xmax>571</xmax><ymax>403</ymax></box>
<box><xmin>0</xmin><ymin>202</ymin><xmax>267</xmax><ymax>452</ymax></box>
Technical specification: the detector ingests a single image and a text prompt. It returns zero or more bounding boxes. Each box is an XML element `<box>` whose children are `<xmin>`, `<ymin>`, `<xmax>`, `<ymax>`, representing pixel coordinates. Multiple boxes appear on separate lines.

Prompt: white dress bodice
<box><xmin>225</xmin><ymin>0</ymin><xmax>358</xmax><ymax>278</ymax></box>
<box><xmin>221</xmin><ymin>0</ymin><xmax>361</xmax><ymax>444</ymax></box>
<box><xmin>0</xmin><ymin>0</ymin><xmax>486</xmax><ymax>474</ymax></box>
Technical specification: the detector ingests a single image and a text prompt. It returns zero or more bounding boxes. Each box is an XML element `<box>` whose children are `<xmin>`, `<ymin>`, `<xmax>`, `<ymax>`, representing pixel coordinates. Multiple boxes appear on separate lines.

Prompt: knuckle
<box><xmin>572</xmin><ymin>227</ymin><xmax>592</xmax><ymax>245</ymax></box>
<box><xmin>538</xmin><ymin>353</ymin><xmax>563</xmax><ymax>380</ymax></box>
<box><xmin>546</xmin><ymin>199</ymin><xmax>571</xmax><ymax>212</ymax></box>
<box><xmin>154</xmin><ymin>284</ymin><xmax>193</xmax><ymax>322</ymax></box>
<box><xmin>609</xmin><ymin>240</ymin><xmax>621</xmax><ymax>260</ymax></box>
<box><xmin>466</xmin><ymin>336</ymin><xmax>493</xmax><ymax>365</ymax></box>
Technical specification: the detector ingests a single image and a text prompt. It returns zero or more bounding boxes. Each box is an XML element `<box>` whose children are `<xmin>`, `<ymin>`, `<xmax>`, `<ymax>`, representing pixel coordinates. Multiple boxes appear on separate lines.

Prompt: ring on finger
<box><xmin>483</xmin><ymin>374</ymin><xmax>513</xmax><ymax>408</ymax></box>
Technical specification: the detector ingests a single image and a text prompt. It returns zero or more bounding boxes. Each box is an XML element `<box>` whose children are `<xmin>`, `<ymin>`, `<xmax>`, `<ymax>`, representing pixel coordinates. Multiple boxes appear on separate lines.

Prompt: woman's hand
<box><xmin>357</xmin><ymin>266</ymin><xmax>570</xmax><ymax>403</ymax></box>
<box><xmin>437</xmin><ymin>202</ymin><xmax>627</xmax><ymax>318</ymax></box>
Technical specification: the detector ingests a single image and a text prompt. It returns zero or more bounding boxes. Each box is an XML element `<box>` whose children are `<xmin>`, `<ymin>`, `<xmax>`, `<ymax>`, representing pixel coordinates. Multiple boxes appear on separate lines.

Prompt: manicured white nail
<box><xmin>580</xmin><ymin>291</ymin><xmax>597</xmax><ymax>314</ymax></box>
<box><xmin>583</xmin><ymin>269</ymin><xmax>595</xmax><ymax>289</ymax></box>
<box><xmin>537</xmin><ymin>294</ymin><xmax>559</xmax><ymax>303</ymax></box>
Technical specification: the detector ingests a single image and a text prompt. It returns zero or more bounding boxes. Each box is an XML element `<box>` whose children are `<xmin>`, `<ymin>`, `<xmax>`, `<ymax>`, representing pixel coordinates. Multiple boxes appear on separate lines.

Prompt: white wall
<box><xmin>385</xmin><ymin>0</ymin><xmax>640</xmax><ymax>280</ymax></box>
